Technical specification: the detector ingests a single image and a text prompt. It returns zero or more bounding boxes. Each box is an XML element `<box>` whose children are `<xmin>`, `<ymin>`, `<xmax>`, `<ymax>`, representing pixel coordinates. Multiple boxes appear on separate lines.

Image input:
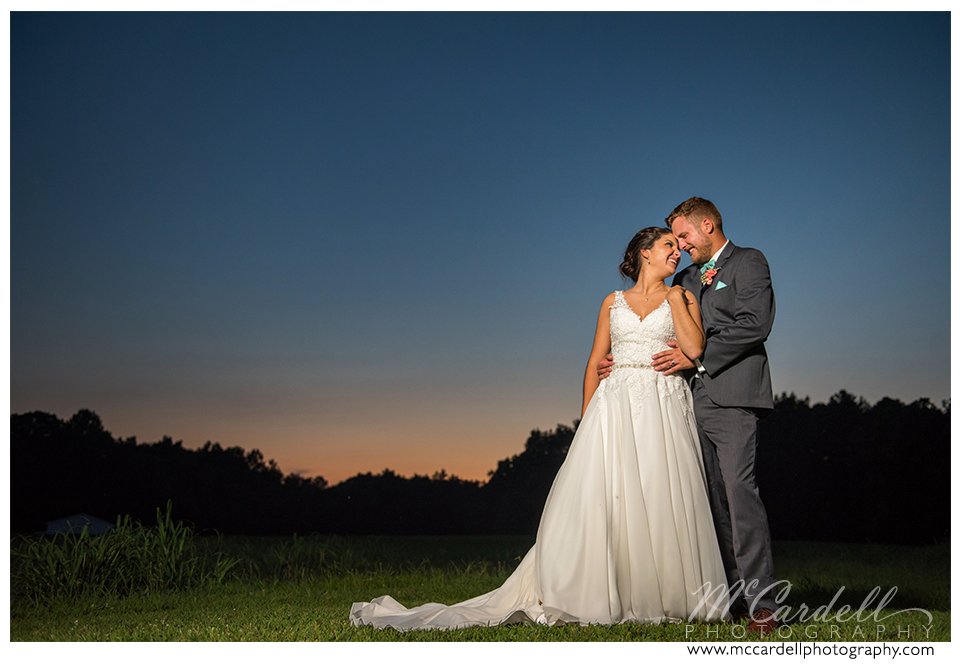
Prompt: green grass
<box><xmin>11</xmin><ymin>502</ymin><xmax>239</xmax><ymax>606</ymax></box>
<box><xmin>10</xmin><ymin>536</ymin><xmax>949</xmax><ymax>641</ymax></box>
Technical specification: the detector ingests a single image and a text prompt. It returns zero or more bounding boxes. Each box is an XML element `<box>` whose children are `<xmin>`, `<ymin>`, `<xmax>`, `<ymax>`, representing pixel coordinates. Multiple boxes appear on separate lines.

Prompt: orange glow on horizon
<box><xmin>59</xmin><ymin>389</ymin><xmax>583</xmax><ymax>489</ymax></box>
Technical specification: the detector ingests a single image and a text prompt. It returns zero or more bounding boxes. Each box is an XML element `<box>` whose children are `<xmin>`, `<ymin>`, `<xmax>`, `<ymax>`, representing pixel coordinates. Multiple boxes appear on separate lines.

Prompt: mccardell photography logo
<box><xmin>684</xmin><ymin>580</ymin><xmax>936</xmax><ymax>641</ymax></box>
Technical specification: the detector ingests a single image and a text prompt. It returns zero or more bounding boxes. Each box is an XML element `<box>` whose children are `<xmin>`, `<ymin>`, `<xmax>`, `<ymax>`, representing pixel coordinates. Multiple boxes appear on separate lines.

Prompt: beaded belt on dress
<box><xmin>612</xmin><ymin>362</ymin><xmax>653</xmax><ymax>370</ymax></box>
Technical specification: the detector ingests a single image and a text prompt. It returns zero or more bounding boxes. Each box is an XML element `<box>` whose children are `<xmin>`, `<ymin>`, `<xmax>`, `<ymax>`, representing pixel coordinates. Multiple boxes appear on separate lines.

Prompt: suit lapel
<box><xmin>699</xmin><ymin>270</ymin><xmax>710</xmax><ymax>297</ymax></box>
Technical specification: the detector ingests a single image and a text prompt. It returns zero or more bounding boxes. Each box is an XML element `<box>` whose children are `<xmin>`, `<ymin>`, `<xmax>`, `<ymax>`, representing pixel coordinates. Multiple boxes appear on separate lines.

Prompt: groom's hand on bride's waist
<box><xmin>652</xmin><ymin>341</ymin><xmax>695</xmax><ymax>376</ymax></box>
<box><xmin>597</xmin><ymin>353</ymin><xmax>615</xmax><ymax>380</ymax></box>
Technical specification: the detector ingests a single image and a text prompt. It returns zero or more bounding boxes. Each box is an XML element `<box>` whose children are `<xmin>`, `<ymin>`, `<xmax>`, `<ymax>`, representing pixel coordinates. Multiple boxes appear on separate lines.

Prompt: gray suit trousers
<box><xmin>691</xmin><ymin>376</ymin><xmax>779</xmax><ymax>613</ymax></box>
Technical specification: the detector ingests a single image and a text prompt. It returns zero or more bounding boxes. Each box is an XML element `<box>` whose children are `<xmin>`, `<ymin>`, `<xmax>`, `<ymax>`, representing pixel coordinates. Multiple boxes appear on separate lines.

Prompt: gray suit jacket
<box><xmin>672</xmin><ymin>241</ymin><xmax>775</xmax><ymax>410</ymax></box>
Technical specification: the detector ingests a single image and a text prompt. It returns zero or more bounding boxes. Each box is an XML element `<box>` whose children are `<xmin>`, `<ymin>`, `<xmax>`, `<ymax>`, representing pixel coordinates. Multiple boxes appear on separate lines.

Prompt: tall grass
<box><xmin>11</xmin><ymin>501</ymin><xmax>239</xmax><ymax>607</ymax></box>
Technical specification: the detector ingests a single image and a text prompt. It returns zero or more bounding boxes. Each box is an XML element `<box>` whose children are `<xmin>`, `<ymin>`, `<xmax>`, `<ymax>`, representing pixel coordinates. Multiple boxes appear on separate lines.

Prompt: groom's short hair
<box><xmin>666</xmin><ymin>197</ymin><xmax>723</xmax><ymax>232</ymax></box>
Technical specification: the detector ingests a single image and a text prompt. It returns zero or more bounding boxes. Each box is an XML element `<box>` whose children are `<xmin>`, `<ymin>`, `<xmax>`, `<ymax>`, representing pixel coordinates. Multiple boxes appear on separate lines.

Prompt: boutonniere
<box><xmin>701</xmin><ymin>267</ymin><xmax>719</xmax><ymax>286</ymax></box>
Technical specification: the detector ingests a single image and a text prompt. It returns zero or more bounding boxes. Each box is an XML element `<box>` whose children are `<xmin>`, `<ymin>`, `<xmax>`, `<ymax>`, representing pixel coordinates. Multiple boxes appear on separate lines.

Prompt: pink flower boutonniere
<box><xmin>701</xmin><ymin>268</ymin><xmax>718</xmax><ymax>286</ymax></box>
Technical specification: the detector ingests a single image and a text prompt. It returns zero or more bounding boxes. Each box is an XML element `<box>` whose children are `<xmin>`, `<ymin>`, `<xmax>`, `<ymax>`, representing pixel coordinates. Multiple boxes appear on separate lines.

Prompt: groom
<box><xmin>598</xmin><ymin>196</ymin><xmax>780</xmax><ymax>634</ymax></box>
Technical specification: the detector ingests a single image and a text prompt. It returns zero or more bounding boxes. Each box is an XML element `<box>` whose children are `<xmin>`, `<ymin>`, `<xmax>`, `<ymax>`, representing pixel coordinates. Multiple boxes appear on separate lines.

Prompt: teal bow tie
<box><xmin>699</xmin><ymin>259</ymin><xmax>716</xmax><ymax>275</ymax></box>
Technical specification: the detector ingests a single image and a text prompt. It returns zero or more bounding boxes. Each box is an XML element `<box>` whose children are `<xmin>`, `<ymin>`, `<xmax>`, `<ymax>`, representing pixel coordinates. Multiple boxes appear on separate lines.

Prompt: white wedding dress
<box><xmin>349</xmin><ymin>290</ymin><xmax>730</xmax><ymax>631</ymax></box>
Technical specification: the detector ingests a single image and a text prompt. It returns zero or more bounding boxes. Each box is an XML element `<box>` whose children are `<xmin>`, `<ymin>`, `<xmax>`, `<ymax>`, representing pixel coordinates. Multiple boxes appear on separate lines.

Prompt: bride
<box><xmin>350</xmin><ymin>227</ymin><xmax>731</xmax><ymax>631</ymax></box>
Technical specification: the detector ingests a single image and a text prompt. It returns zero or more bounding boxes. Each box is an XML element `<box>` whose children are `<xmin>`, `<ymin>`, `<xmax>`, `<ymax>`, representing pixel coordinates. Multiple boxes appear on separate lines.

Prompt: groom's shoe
<box><xmin>746</xmin><ymin>608</ymin><xmax>779</xmax><ymax>635</ymax></box>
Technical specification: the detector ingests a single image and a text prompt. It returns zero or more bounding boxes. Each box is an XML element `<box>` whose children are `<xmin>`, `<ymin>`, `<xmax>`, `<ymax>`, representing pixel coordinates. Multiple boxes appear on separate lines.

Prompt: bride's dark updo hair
<box><xmin>619</xmin><ymin>226</ymin><xmax>674</xmax><ymax>282</ymax></box>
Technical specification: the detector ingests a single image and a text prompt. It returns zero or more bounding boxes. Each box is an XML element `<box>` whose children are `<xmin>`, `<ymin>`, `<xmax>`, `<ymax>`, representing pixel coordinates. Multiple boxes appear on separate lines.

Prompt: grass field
<box><xmin>10</xmin><ymin>535</ymin><xmax>949</xmax><ymax>641</ymax></box>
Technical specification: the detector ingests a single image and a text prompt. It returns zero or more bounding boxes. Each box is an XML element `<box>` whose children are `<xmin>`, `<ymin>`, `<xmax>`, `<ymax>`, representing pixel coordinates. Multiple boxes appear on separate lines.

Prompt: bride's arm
<box><xmin>582</xmin><ymin>292</ymin><xmax>616</xmax><ymax>418</ymax></box>
<box><xmin>667</xmin><ymin>286</ymin><xmax>705</xmax><ymax>360</ymax></box>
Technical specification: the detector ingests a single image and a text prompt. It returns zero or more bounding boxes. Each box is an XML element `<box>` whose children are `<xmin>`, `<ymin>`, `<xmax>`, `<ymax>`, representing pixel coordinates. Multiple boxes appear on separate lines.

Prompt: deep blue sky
<box><xmin>11</xmin><ymin>12</ymin><xmax>950</xmax><ymax>483</ymax></box>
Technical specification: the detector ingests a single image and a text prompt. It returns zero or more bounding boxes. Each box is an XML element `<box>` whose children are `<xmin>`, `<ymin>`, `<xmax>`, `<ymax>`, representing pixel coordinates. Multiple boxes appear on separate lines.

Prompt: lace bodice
<box><xmin>595</xmin><ymin>290</ymin><xmax>692</xmax><ymax>417</ymax></box>
<box><xmin>609</xmin><ymin>290</ymin><xmax>676</xmax><ymax>367</ymax></box>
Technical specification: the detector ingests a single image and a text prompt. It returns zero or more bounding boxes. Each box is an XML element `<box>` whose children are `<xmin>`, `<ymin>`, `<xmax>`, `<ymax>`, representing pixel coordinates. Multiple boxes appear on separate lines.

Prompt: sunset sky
<box><xmin>10</xmin><ymin>11</ymin><xmax>950</xmax><ymax>485</ymax></box>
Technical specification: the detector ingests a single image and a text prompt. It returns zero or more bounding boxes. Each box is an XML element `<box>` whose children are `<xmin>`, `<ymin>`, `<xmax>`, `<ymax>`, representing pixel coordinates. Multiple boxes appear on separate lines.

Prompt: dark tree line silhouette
<box><xmin>10</xmin><ymin>390</ymin><xmax>949</xmax><ymax>544</ymax></box>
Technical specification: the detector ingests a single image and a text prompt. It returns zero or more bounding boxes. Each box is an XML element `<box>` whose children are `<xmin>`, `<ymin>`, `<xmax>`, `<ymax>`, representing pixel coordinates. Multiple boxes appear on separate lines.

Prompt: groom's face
<box><xmin>670</xmin><ymin>215</ymin><xmax>713</xmax><ymax>266</ymax></box>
